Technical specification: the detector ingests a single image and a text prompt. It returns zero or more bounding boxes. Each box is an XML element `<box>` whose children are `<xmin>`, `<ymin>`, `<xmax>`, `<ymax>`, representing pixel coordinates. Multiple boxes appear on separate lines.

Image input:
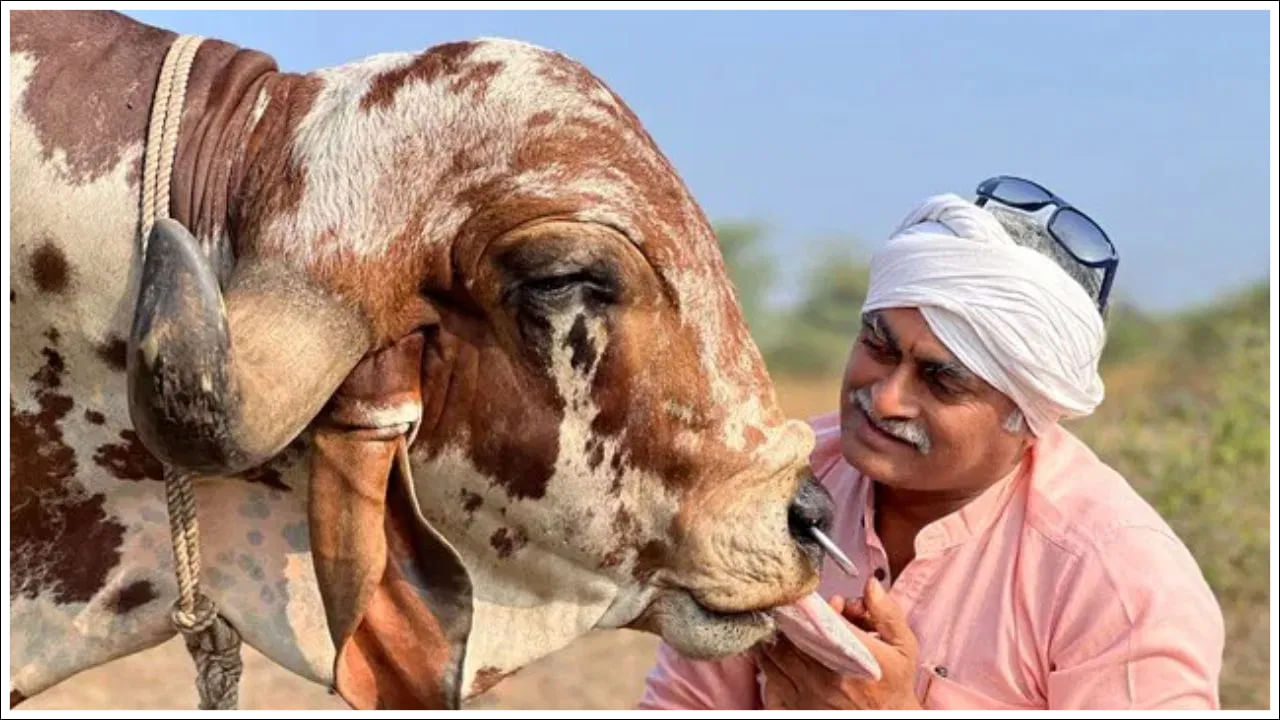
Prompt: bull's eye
<box><xmin>512</xmin><ymin>266</ymin><xmax>618</xmax><ymax>311</ymax></box>
<box><xmin>525</xmin><ymin>273</ymin><xmax>588</xmax><ymax>299</ymax></box>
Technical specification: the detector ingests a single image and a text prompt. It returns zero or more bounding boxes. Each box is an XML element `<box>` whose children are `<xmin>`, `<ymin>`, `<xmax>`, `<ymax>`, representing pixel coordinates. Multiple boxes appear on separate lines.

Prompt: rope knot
<box><xmin>171</xmin><ymin>593</ymin><xmax>219</xmax><ymax>635</ymax></box>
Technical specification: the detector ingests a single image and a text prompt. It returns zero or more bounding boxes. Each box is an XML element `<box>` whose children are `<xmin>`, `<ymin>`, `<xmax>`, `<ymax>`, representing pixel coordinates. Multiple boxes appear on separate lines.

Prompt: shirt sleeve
<box><xmin>1046</xmin><ymin>525</ymin><xmax>1225</xmax><ymax>709</ymax></box>
<box><xmin>636</xmin><ymin>641</ymin><xmax>763</xmax><ymax>710</ymax></box>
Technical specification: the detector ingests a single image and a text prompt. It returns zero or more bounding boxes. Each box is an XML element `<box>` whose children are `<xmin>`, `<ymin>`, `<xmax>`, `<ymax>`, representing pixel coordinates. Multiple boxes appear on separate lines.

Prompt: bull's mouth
<box><xmin>634</xmin><ymin>587</ymin><xmax>779</xmax><ymax>660</ymax></box>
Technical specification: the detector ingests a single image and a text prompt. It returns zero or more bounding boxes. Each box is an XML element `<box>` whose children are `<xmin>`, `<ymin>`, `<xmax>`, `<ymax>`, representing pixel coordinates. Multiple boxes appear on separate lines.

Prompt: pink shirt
<box><xmin>640</xmin><ymin>411</ymin><xmax>1224</xmax><ymax>710</ymax></box>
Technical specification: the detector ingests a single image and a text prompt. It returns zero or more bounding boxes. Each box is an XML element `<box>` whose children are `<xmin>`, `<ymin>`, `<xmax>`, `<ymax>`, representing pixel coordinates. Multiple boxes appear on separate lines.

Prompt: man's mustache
<box><xmin>852</xmin><ymin>386</ymin><xmax>932</xmax><ymax>455</ymax></box>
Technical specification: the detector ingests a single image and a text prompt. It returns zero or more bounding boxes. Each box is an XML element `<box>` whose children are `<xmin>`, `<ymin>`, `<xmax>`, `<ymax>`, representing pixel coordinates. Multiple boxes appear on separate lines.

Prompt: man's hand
<box><xmin>758</xmin><ymin>578</ymin><xmax>922</xmax><ymax>710</ymax></box>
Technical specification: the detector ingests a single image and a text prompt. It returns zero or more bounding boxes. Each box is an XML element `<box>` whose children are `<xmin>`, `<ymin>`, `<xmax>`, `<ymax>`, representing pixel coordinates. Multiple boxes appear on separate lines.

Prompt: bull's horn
<box><xmin>128</xmin><ymin>219</ymin><xmax>372</xmax><ymax>474</ymax></box>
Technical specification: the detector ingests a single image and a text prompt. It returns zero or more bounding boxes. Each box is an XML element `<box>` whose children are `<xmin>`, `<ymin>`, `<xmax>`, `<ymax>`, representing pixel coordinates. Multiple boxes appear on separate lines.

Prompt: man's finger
<box><xmin>841</xmin><ymin>597</ymin><xmax>875</xmax><ymax>633</ymax></box>
<box><xmin>863</xmin><ymin>578</ymin><xmax>914</xmax><ymax>650</ymax></box>
<box><xmin>828</xmin><ymin>595</ymin><xmax>847</xmax><ymax>615</ymax></box>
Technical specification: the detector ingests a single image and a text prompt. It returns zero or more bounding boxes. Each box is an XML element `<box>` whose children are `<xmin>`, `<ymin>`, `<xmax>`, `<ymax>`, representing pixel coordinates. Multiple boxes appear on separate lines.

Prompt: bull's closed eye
<box><xmin>524</xmin><ymin>272</ymin><xmax>590</xmax><ymax>298</ymax></box>
<box><xmin>515</xmin><ymin>266</ymin><xmax>618</xmax><ymax>310</ymax></box>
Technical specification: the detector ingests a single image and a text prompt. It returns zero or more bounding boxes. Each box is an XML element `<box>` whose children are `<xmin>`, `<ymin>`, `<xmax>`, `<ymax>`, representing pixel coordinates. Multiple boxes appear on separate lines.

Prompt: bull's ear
<box><xmin>308</xmin><ymin>335</ymin><xmax>473</xmax><ymax>709</ymax></box>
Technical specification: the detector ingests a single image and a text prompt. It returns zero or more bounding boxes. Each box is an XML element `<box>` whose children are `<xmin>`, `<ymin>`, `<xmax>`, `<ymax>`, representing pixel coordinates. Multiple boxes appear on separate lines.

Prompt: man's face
<box><xmin>839</xmin><ymin>307</ymin><xmax>1031</xmax><ymax>493</ymax></box>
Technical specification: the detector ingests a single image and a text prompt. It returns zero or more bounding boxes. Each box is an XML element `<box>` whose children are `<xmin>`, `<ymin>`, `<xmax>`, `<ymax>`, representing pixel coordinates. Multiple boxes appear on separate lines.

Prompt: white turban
<box><xmin>861</xmin><ymin>193</ymin><xmax>1106</xmax><ymax>436</ymax></box>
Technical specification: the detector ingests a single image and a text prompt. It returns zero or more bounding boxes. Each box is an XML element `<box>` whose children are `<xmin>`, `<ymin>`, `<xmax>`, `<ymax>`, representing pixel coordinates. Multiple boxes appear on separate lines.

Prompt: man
<box><xmin>639</xmin><ymin>178</ymin><xmax>1225</xmax><ymax>710</ymax></box>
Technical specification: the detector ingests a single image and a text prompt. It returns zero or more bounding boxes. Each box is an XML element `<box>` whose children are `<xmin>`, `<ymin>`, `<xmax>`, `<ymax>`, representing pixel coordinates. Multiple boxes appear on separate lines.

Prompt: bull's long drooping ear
<box><xmin>128</xmin><ymin>219</ymin><xmax>372</xmax><ymax>474</ymax></box>
<box><xmin>309</xmin><ymin>334</ymin><xmax>473</xmax><ymax>709</ymax></box>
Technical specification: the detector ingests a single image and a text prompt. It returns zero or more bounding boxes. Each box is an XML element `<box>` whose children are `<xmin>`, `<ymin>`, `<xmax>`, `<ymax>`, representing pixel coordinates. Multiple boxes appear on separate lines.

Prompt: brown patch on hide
<box><xmin>470</xmin><ymin>389</ymin><xmax>560</xmax><ymax>501</ymax></box>
<box><xmin>526</xmin><ymin>110</ymin><xmax>556</xmax><ymax>129</ymax></box>
<box><xmin>361</xmin><ymin>42</ymin><xmax>479</xmax><ymax>112</ymax></box>
<box><xmin>419</xmin><ymin>323</ymin><xmax>564</xmax><ymax>502</ymax></box>
<box><xmin>586</xmin><ymin>326</ymin><xmax>722</xmax><ymax>492</ymax></box>
<box><xmin>470</xmin><ymin>666</ymin><xmax>519</xmax><ymax>696</ymax></box>
<box><xmin>489</xmin><ymin>526</ymin><xmax>527</xmax><ymax>559</ymax></box>
<box><xmin>566</xmin><ymin>314</ymin><xmax>597</xmax><ymax>374</ymax></box>
<box><xmin>30</xmin><ymin>242</ymin><xmax>69</xmax><ymax>294</ymax></box>
<box><xmin>742</xmin><ymin>424</ymin><xmax>767</xmax><ymax>451</ymax></box>
<box><xmin>11</xmin><ymin>11</ymin><xmax>171</xmax><ymax>185</ymax></box>
<box><xmin>84</xmin><ymin>409</ymin><xmax>106</xmax><ymax>425</ymax></box>
<box><xmin>460</xmin><ymin>489</ymin><xmax>483</xmax><ymax>515</ymax></box>
<box><xmin>11</xmin><ymin>689</ymin><xmax>27</xmax><ymax>708</ymax></box>
<box><xmin>113</xmin><ymin>580</ymin><xmax>157</xmax><ymax>614</ymax></box>
<box><xmin>613</xmin><ymin>507</ymin><xmax>637</xmax><ymax>536</ymax></box>
<box><xmin>448</xmin><ymin>60</ymin><xmax>504</xmax><ymax>102</ymax></box>
<box><xmin>93</xmin><ymin>429</ymin><xmax>164</xmax><ymax>482</ymax></box>
<box><xmin>535</xmin><ymin>52</ymin><xmax>605</xmax><ymax>100</ymax></box>
<box><xmin>586</xmin><ymin>437</ymin><xmax>606</xmax><ymax>471</ymax></box>
<box><xmin>95</xmin><ymin>335</ymin><xmax>128</xmax><ymax>371</ymax></box>
<box><xmin>232</xmin><ymin>72</ymin><xmax>321</xmax><ymax>258</ymax></box>
<box><xmin>298</xmin><ymin>193</ymin><xmax>440</xmax><ymax>345</ymax></box>
<box><xmin>632</xmin><ymin>540</ymin><xmax>667</xmax><ymax>584</ymax></box>
<box><xmin>32</xmin><ymin>346</ymin><xmax>65</xmax><ymax>390</ymax></box>
<box><xmin>11</xmin><ymin>333</ymin><xmax>126</xmax><ymax>603</ymax></box>
<box><xmin>600</xmin><ymin>508</ymin><xmax>639</xmax><ymax>568</ymax></box>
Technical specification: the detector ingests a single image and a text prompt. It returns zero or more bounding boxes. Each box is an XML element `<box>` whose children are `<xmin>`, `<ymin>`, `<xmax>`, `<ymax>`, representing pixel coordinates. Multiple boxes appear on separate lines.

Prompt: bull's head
<box><xmin>128</xmin><ymin>38</ymin><xmax>831</xmax><ymax>708</ymax></box>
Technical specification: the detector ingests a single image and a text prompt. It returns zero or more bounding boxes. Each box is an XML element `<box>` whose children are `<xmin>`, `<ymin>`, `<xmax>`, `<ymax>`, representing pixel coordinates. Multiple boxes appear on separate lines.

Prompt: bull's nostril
<box><xmin>788</xmin><ymin>475</ymin><xmax>835</xmax><ymax>541</ymax></box>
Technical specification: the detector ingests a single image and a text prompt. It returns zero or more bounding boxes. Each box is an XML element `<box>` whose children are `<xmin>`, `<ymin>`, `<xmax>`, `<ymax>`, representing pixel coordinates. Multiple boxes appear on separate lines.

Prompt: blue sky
<box><xmin>124</xmin><ymin>9</ymin><xmax>1272</xmax><ymax>312</ymax></box>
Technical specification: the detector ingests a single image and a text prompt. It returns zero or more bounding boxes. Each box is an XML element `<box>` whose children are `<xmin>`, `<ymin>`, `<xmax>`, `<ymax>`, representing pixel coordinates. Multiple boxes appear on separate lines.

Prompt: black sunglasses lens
<box><xmin>984</xmin><ymin>177</ymin><xmax>1053</xmax><ymax>206</ymax></box>
<box><xmin>1050</xmin><ymin>208</ymin><xmax>1114</xmax><ymax>264</ymax></box>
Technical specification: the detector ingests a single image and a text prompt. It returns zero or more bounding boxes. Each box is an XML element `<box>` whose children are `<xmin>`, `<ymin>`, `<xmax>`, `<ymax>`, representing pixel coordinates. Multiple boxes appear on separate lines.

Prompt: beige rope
<box><xmin>143</xmin><ymin>33</ymin><xmax>244</xmax><ymax>711</ymax></box>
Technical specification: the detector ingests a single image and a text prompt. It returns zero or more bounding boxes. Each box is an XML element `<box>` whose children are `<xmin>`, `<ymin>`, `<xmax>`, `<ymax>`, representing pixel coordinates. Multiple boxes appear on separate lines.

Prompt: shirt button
<box><xmin>874</xmin><ymin>567</ymin><xmax>887</xmax><ymax>581</ymax></box>
<box><xmin>935</xmin><ymin>665</ymin><xmax>949</xmax><ymax>678</ymax></box>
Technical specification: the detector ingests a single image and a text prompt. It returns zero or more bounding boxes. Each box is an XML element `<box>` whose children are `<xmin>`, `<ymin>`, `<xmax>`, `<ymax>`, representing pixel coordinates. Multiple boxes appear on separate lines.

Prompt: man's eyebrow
<box><xmin>863</xmin><ymin>311</ymin><xmax>898</xmax><ymax>349</ymax></box>
<box><xmin>921</xmin><ymin>357</ymin><xmax>978</xmax><ymax>385</ymax></box>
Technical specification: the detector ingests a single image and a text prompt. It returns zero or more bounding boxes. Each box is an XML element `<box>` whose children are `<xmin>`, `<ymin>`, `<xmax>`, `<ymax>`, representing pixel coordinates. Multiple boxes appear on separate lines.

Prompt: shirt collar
<box><xmin>860</xmin><ymin>456</ymin><xmax>1030</xmax><ymax>557</ymax></box>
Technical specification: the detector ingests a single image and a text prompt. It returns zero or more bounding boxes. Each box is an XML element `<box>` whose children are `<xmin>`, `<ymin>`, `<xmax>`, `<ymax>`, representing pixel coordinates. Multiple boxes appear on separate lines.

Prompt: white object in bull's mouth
<box><xmin>809</xmin><ymin>526</ymin><xmax>858</xmax><ymax>578</ymax></box>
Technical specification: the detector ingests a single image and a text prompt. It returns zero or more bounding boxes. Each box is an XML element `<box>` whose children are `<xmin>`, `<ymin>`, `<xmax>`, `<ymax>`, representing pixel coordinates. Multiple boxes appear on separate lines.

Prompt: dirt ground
<box><xmin>22</xmin><ymin>629</ymin><xmax>663</xmax><ymax>710</ymax></box>
<box><xmin>17</xmin><ymin>381</ymin><xmax>839</xmax><ymax>710</ymax></box>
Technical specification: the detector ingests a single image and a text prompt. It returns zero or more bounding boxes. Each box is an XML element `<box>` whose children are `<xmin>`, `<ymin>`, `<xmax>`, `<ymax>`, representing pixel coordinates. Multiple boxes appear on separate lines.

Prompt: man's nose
<box><xmin>871</xmin><ymin>367</ymin><xmax>918</xmax><ymax>420</ymax></box>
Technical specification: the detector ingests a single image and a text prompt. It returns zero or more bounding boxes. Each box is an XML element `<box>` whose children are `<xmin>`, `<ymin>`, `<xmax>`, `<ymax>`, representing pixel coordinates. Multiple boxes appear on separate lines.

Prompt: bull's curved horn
<box><xmin>128</xmin><ymin>219</ymin><xmax>372</xmax><ymax>474</ymax></box>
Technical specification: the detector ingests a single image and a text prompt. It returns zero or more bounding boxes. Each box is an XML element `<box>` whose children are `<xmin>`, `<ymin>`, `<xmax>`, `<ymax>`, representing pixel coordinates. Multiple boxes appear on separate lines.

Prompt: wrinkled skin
<box><xmin>9</xmin><ymin>10</ymin><xmax>826</xmax><ymax>708</ymax></box>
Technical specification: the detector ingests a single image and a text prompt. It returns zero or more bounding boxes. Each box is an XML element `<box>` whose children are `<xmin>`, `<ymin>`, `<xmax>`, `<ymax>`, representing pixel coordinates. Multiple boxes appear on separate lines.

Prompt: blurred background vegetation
<box><xmin>716</xmin><ymin>222</ymin><xmax>1271</xmax><ymax>709</ymax></box>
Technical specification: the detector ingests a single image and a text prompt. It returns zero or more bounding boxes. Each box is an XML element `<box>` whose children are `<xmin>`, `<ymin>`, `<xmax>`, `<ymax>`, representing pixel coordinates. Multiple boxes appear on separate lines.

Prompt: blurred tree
<box><xmin>714</xmin><ymin>221</ymin><xmax>777</xmax><ymax>342</ymax></box>
<box><xmin>765</xmin><ymin>241</ymin><xmax>870</xmax><ymax>377</ymax></box>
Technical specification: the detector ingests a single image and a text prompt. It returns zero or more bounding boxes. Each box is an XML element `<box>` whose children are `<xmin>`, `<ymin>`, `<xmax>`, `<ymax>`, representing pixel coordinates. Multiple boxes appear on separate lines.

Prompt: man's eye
<box><xmin>863</xmin><ymin>336</ymin><xmax>895</xmax><ymax>360</ymax></box>
<box><xmin>928</xmin><ymin>378</ymin><xmax>956</xmax><ymax>398</ymax></box>
<box><xmin>924</xmin><ymin>372</ymin><xmax>965</xmax><ymax>401</ymax></box>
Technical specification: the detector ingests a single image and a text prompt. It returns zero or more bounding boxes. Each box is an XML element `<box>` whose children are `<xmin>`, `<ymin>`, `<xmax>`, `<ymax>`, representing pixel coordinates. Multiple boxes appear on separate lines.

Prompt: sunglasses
<box><xmin>974</xmin><ymin>175</ymin><xmax>1118</xmax><ymax>314</ymax></box>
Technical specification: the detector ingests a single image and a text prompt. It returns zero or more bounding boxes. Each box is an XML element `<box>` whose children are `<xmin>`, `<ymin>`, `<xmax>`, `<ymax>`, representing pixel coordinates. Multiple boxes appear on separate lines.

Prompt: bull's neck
<box><xmin>168</xmin><ymin>37</ymin><xmax>280</xmax><ymax>282</ymax></box>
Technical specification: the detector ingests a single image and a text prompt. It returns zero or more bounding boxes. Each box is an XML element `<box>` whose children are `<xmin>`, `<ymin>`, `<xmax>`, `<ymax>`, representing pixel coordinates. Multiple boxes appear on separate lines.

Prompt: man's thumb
<box><xmin>864</xmin><ymin>578</ymin><xmax>912</xmax><ymax>649</ymax></box>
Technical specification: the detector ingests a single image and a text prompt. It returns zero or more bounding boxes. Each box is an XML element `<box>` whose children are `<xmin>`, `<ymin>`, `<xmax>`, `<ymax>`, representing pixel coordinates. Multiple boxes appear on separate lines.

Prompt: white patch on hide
<box><xmin>250</xmin><ymin>84</ymin><xmax>270</xmax><ymax>128</ymax></box>
<box><xmin>268</xmin><ymin>38</ymin><xmax>662</xmax><ymax>268</ymax></box>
